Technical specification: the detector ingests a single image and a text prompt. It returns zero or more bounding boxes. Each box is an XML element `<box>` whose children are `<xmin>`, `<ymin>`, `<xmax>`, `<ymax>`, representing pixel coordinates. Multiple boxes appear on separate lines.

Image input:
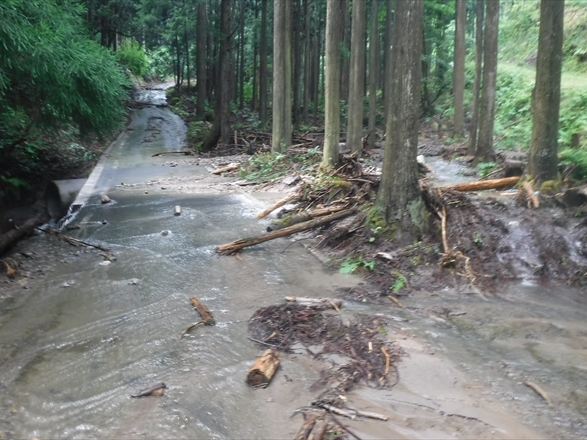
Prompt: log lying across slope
<box><xmin>440</xmin><ymin>176</ymin><xmax>520</xmax><ymax>192</ymax></box>
<box><xmin>217</xmin><ymin>208</ymin><xmax>356</xmax><ymax>255</ymax></box>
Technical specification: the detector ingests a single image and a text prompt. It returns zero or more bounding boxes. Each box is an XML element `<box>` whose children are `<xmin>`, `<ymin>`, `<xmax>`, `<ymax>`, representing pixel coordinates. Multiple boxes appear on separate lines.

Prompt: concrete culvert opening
<box><xmin>45</xmin><ymin>179</ymin><xmax>87</xmax><ymax>220</ymax></box>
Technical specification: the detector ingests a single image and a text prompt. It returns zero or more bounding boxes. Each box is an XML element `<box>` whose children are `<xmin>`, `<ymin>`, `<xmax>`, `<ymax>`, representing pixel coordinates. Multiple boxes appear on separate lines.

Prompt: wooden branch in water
<box><xmin>307</xmin><ymin>418</ymin><xmax>329</xmax><ymax>440</ymax></box>
<box><xmin>256</xmin><ymin>193</ymin><xmax>298</xmax><ymax>219</ymax></box>
<box><xmin>246</xmin><ymin>349</ymin><xmax>280</xmax><ymax>388</ymax></box>
<box><xmin>440</xmin><ymin>176</ymin><xmax>520</xmax><ymax>192</ymax></box>
<box><xmin>285</xmin><ymin>297</ymin><xmax>343</xmax><ymax>310</ymax></box>
<box><xmin>524</xmin><ymin>381</ymin><xmax>553</xmax><ymax>408</ymax></box>
<box><xmin>523</xmin><ymin>182</ymin><xmax>540</xmax><ymax>208</ymax></box>
<box><xmin>217</xmin><ymin>208</ymin><xmax>356</xmax><ymax>255</ymax></box>
<box><xmin>190</xmin><ymin>297</ymin><xmax>215</xmax><ymax>325</ymax></box>
<box><xmin>34</xmin><ymin>227</ymin><xmax>110</xmax><ymax>252</ymax></box>
<box><xmin>0</xmin><ymin>211</ymin><xmax>49</xmax><ymax>256</ymax></box>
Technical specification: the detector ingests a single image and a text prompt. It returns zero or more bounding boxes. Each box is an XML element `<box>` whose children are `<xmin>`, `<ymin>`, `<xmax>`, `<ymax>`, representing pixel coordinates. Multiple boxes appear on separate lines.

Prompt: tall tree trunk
<box><xmin>202</xmin><ymin>0</ymin><xmax>234</xmax><ymax>152</ymax></box>
<box><xmin>272</xmin><ymin>0</ymin><xmax>292</xmax><ymax>152</ymax></box>
<box><xmin>185</xmin><ymin>29</ymin><xmax>191</xmax><ymax>89</ymax></box>
<box><xmin>383</xmin><ymin>0</ymin><xmax>393</xmax><ymax>102</ymax></box>
<box><xmin>321</xmin><ymin>0</ymin><xmax>343</xmax><ymax>170</ymax></box>
<box><xmin>475</xmin><ymin>0</ymin><xmax>499</xmax><ymax>164</ymax></box>
<box><xmin>528</xmin><ymin>0</ymin><xmax>565</xmax><ymax>187</ymax></box>
<box><xmin>340</xmin><ymin>0</ymin><xmax>351</xmax><ymax>116</ymax></box>
<box><xmin>302</xmin><ymin>0</ymin><xmax>311</xmax><ymax>123</ymax></box>
<box><xmin>312</xmin><ymin>27</ymin><xmax>321</xmax><ymax>122</ymax></box>
<box><xmin>467</xmin><ymin>0</ymin><xmax>484</xmax><ymax>155</ymax></box>
<box><xmin>259</xmin><ymin>0</ymin><xmax>269</xmax><ymax>127</ymax></box>
<box><xmin>196</xmin><ymin>1</ymin><xmax>207</xmax><ymax>117</ymax></box>
<box><xmin>347</xmin><ymin>0</ymin><xmax>366</xmax><ymax>153</ymax></box>
<box><xmin>452</xmin><ymin>0</ymin><xmax>466</xmax><ymax>137</ymax></box>
<box><xmin>292</xmin><ymin>0</ymin><xmax>302</xmax><ymax>127</ymax></box>
<box><xmin>239</xmin><ymin>0</ymin><xmax>245</xmax><ymax>109</ymax></box>
<box><xmin>284</xmin><ymin>0</ymin><xmax>293</xmax><ymax>142</ymax></box>
<box><xmin>368</xmin><ymin>0</ymin><xmax>379</xmax><ymax>149</ymax></box>
<box><xmin>376</xmin><ymin>0</ymin><xmax>423</xmax><ymax>227</ymax></box>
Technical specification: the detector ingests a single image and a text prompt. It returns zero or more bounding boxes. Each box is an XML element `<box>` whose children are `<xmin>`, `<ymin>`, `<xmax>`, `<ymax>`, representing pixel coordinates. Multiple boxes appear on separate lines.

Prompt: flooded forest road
<box><xmin>1</xmin><ymin>87</ymin><xmax>587</xmax><ymax>439</ymax></box>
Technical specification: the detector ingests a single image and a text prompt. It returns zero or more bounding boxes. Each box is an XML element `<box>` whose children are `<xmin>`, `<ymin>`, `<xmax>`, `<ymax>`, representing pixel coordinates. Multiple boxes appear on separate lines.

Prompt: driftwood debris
<box><xmin>246</xmin><ymin>348</ymin><xmax>280</xmax><ymax>388</ymax></box>
<box><xmin>285</xmin><ymin>297</ymin><xmax>343</xmax><ymax>311</ymax></box>
<box><xmin>440</xmin><ymin>176</ymin><xmax>520</xmax><ymax>192</ymax></box>
<box><xmin>295</xmin><ymin>414</ymin><xmax>318</xmax><ymax>440</ymax></box>
<box><xmin>151</xmin><ymin>150</ymin><xmax>191</xmax><ymax>157</ymax></box>
<box><xmin>180</xmin><ymin>297</ymin><xmax>215</xmax><ymax>338</ymax></box>
<box><xmin>217</xmin><ymin>208</ymin><xmax>356</xmax><ymax>255</ymax></box>
<box><xmin>256</xmin><ymin>193</ymin><xmax>299</xmax><ymax>219</ymax></box>
<box><xmin>524</xmin><ymin>381</ymin><xmax>554</xmax><ymax>408</ymax></box>
<box><xmin>0</xmin><ymin>210</ymin><xmax>49</xmax><ymax>256</ymax></box>
<box><xmin>268</xmin><ymin>204</ymin><xmax>348</xmax><ymax>231</ymax></box>
<box><xmin>312</xmin><ymin>402</ymin><xmax>388</xmax><ymax>421</ymax></box>
<box><xmin>211</xmin><ymin>164</ymin><xmax>239</xmax><ymax>175</ymax></box>
<box><xmin>131</xmin><ymin>382</ymin><xmax>166</xmax><ymax>398</ymax></box>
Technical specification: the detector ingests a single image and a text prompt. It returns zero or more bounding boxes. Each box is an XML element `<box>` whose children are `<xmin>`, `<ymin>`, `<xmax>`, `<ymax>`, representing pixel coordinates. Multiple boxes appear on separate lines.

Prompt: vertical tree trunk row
<box><xmin>347</xmin><ymin>0</ymin><xmax>366</xmax><ymax>153</ymax></box>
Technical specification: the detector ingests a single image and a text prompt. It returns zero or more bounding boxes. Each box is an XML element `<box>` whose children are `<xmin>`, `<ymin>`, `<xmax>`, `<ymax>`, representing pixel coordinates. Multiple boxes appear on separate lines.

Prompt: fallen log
<box><xmin>180</xmin><ymin>297</ymin><xmax>215</xmax><ymax>338</ymax></box>
<box><xmin>256</xmin><ymin>193</ymin><xmax>298</xmax><ymax>219</ymax></box>
<box><xmin>268</xmin><ymin>205</ymin><xmax>348</xmax><ymax>231</ymax></box>
<box><xmin>0</xmin><ymin>210</ymin><xmax>49</xmax><ymax>256</ymax></box>
<box><xmin>246</xmin><ymin>349</ymin><xmax>280</xmax><ymax>388</ymax></box>
<box><xmin>285</xmin><ymin>297</ymin><xmax>343</xmax><ymax>310</ymax></box>
<box><xmin>440</xmin><ymin>176</ymin><xmax>520</xmax><ymax>192</ymax></box>
<box><xmin>307</xmin><ymin>418</ymin><xmax>329</xmax><ymax>440</ymax></box>
<box><xmin>294</xmin><ymin>414</ymin><xmax>318</xmax><ymax>440</ymax></box>
<box><xmin>217</xmin><ymin>208</ymin><xmax>356</xmax><ymax>255</ymax></box>
<box><xmin>211</xmin><ymin>164</ymin><xmax>239</xmax><ymax>175</ymax></box>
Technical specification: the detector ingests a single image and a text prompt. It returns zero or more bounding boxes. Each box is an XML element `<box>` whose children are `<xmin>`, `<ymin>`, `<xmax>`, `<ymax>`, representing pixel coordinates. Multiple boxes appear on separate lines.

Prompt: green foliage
<box><xmin>559</xmin><ymin>91</ymin><xmax>587</xmax><ymax>148</ymax></box>
<box><xmin>477</xmin><ymin>162</ymin><xmax>497</xmax><ymax>177</ymax></box>
<box><xmin>0</xmin><ymin>0</ymin><xmax>129</xmax><ymax>204</ymax></box>
<box><xmin>339</xmin><ymin>256</ymin><xmax>375</xmax><ymax>274</ymax></box>
<box><xmin>559</xmin><ymin>149</ymin><xmax>587</xmax><ymax>180</ymax></box>
<box><xmin>145</xmin><ymin>46</ymin><xmax>173</xmax><ymax>80</ymax></box>
<box><xmin>493</xmin><ymin>71</ymin><xmax>533</xmax><ymax>150</ymax></box>
<box><xmin>116</xmin><ymin>39</ymin><xmax>147</xmax><ymax>77</ymax></box>
<box><xmin>391</xmin><ymin>272</ymin><xmax>407</xmax><ymax>293</ymax></box>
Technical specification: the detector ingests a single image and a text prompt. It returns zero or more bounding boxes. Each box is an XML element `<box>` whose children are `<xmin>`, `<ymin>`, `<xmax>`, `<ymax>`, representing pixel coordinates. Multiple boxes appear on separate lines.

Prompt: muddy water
<box><xmin>1</xmin><ymin>87</ymin><xmax>587</xmax><ymax>439</ymax></box>
<box><xmin>0</xmin><ymin>87</ymin><xmax>362</xmax><ymax>439</ymax></box>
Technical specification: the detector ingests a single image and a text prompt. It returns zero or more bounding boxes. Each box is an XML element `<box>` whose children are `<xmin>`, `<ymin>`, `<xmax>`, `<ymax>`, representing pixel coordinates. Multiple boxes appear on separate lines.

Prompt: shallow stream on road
<box><xmin>1</xmin><ymin>87</ymin><xmax>586</xmax><ymax>439</ymax></box>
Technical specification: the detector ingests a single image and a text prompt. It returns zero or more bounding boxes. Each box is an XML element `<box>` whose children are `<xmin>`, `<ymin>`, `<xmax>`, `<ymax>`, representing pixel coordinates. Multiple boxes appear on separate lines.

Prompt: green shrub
<box><xmin>116</xmin><ymin>39</ymin><xmax>147</xmax><ymax>77</ymax></box>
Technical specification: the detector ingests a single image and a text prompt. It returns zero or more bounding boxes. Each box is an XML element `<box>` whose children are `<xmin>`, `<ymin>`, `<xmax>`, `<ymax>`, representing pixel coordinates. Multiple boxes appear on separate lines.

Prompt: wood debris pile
<box><xmin>249</xmin><ymin>303</ymin><xmax>401</xmax><ymax>392</ymax></box>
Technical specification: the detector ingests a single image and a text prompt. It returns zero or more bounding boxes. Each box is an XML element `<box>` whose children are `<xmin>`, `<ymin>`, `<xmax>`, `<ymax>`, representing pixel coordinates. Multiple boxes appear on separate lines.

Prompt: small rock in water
<box><xmin>161</xmin><ymin>230</ymin><xmax>170</xmax><ymax>236</ymax></box>
<box><xmin>101</xmin><ymin>195</ymin><xmax>111</xmax><ymax>204</ymax></box>
<box><xmin>60</xmin><ymin>281</ymin><xmax>73</xmax><ymax>288</ymax></box>
<box><xmin>99</xmin><ymin>261</ymin><xmax>111</xmax><ymax>266</ymax></box>
<box><xmin>128</xmin><ymin>278</ymin><xmax>141</xmax><ymax>285</ymax></box>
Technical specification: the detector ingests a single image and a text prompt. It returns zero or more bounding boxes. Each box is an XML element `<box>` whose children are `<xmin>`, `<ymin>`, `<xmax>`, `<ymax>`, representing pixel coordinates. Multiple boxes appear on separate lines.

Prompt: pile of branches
<box><xmin>249</xmin><ymin>303</ymin><xmax>401</xmax><ymax>392</ymax></box>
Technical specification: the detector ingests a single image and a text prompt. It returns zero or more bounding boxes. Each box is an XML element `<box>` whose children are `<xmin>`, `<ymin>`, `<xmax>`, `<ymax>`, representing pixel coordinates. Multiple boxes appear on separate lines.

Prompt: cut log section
<box><xmin>256</xmin><ymin>193</ymin><xmax>298</xmax><ymax>219</ymax></box>
<box><xmin>440</xmin><ymin>176</ymin><xmax>520</xmax><ymax>192</ymax></box>
<box><xmin>285</xmin><ymin>297</ymin><xmax>343</xmax><ymax>310</ymax></box>
<box><xmin>246</xmin><ymin>349</ymin><xmax>280</xmax><ymax>388</ymax></box>
<box><xmin>217</xmin><ymin>208</ymin><xmax>356</xmax><ymax>255</ymax></box>
<box><xmin>151</xmin><ymin>150</ymin><xmax>191</xmax><ymax>157</ymax></box>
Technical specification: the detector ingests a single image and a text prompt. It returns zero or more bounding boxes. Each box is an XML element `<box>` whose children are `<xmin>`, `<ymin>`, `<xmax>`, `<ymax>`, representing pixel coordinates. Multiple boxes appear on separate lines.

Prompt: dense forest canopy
<box><xmin>1</xmin><ymin>0</ymin><xmax>587</xmax><ymax>217</ymax></box>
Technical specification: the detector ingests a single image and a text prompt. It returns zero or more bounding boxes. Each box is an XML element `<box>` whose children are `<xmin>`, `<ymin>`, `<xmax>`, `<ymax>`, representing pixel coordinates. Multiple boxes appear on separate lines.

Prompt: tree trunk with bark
<box><xmin>272</xmin><ymin>0</ymin><xmax>292</xmax><ymax>152</ymax></box>
<box><xmin>302</xmin><ymin>0</ymin><xmax>312</xmax><ymax>123</ymax></box>
<box><xmin>201</xmin><ymin>0</ymin><xmax>233</xmax><ymax>152</ymax></box>
<box><xmin>347</xmin><ymin>0</ymin><xmax>366</xmax><ymax>153</ymax></box>
<box><xmin>474</xmin><ymin>0</ymin><xmax>499</xmax><ymax>164</ymax></box>
<box><xmin>527</xmin><ymin>0</ymin><xmax>565</xmax><ymax>187</ymax></box>
<box><xmin>368</xmin><ymin>0</ymin><xmax>379</xmax><ymax>150</ymax></box>
<box><xmin>452</xmin><ymin>0</ymin><xmax>466</xmax><ymax>137</ymax></box>
<box><xmin>196</xmin><ymin>1</ymin><xmax>207</xmax><ymax>117</ymax></box>
<box><xmin>259</xmin><ymin>0</ymin><xmax>269</xmax><ymax>127</ymax></box>
<box><xmin>321</xmin><ymin>0</ymin><xmax>343</xmax><ymax>170</ymax></box>
<box><xmin>376</xmin><ymin>0</ymin><xmax>424</xmax><ymax>228</ymax></box>
<box><xmin>467</xmin><ymin>0</ymin><xmax>484</xmax><ymax>156</ymax></box>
